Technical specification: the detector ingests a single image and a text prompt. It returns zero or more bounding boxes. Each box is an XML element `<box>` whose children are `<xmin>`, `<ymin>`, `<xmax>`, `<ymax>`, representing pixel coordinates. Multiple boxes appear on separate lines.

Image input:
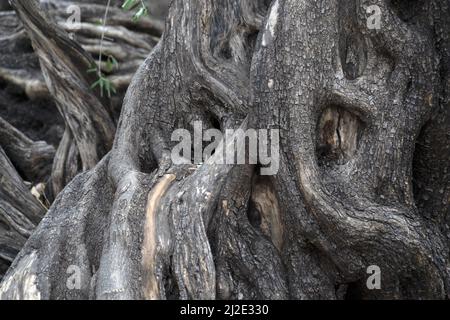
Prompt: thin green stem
<box><xmin>98</xmin><ymin>0</ymin><xmax>112</xmax><ymax>77</ymax></box>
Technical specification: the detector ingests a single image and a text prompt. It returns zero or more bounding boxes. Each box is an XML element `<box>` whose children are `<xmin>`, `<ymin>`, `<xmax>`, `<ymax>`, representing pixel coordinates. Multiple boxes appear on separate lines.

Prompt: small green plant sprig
<box><xmin>122</xmin><ymin>0</ymin><xmax>149</xmax><ymax>21</ymax></box>
<box><xmin>88</xmin><ymin>55</ymin><xmax>118</xmax><ymax>98</ymax></box>
<box><xmin>89</xmin><ymin>0</ymin><xmax>149</xmax><ymax>98</ymax></box>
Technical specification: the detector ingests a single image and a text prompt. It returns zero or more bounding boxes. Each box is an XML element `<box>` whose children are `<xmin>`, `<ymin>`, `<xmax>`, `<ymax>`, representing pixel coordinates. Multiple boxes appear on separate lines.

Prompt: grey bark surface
<box><xmin>0</xmin><ymin>0</ymin><xmax>449</xmax><ymax>300</ymax></box>
<box><xmin>0</xmin><ymin>116</ymin><xmax>54</xmax><ymax>183</ymax></box>
<box><xmin>0</xmin><ymin>0</ymin><xmax>167</xmax><ymax>278</ymax></box>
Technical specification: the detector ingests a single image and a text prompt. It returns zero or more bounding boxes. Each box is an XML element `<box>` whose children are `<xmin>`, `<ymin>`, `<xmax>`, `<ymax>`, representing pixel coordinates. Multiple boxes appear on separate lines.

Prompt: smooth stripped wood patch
<box><xmin>142</xmin><ymin>173</ymin><xmax>176</xmax><ymax>299</ymax></box>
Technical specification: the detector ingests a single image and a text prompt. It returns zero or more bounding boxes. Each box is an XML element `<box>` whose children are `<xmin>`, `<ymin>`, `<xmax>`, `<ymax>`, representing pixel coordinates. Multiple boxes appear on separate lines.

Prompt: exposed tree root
<box><xmin>0</xmin><ymin>0</ymin><xmax>449</xmax><ymax>300</ymax></box>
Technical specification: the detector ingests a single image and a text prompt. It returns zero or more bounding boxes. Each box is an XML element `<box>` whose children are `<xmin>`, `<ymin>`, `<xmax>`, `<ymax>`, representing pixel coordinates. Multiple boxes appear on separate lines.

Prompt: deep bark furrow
<box><xmin>0</xmin><ymin>116</ymin><xmax>54</xmax><ymax>183</ymax></box>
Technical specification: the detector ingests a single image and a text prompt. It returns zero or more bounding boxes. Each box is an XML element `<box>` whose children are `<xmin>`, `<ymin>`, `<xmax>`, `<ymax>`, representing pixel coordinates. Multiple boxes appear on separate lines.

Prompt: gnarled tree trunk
<box><xmin>0</xmin><ymin>0</ymin><xmax>449</xmax><ymax>300</ymax></box>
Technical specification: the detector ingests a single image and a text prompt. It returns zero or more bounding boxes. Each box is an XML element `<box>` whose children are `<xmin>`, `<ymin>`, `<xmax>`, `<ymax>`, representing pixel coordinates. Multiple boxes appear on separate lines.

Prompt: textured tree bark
<box><xmin>0</xmin><ymin>0</ymin><xmax>449</xmax><ymax>300</ymax></box>
<box><xmin>10</xmin><ymin>0</ymin><xmax>116</xmax><ymax>198</ymax></box>
<box><xmin>0</xmin><ymin>116</ymin><xmax>55</xmax><ymax>183</ymax></box>
<box><xmin>0</xmin><ymin>0</ymin><xmax>164</xmax><ymax>103</ymax></box>
<box><xmin>0</xmin><ymin>0</ymin><xmax>167</xmax><ymax>283</ymax></box>
<box><xmin>0</xmin><ymin>117</ymin><xmax>53</xmax><ymax>281</ymax></box>
<box><xmin>0</xmin><ymin>0</ymin><xmax>166</xmax><ymax>198</ymax></box>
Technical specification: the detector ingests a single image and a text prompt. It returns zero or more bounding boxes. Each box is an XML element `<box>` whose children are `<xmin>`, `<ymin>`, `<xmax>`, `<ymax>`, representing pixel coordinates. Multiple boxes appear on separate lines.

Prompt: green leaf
<box><xmin>132</xmin><ymin>6</ymin><xmax>148</xmax><ymax>22</ymax></box>
<box><xmin>109</xmin><ymin>55</ymin><xmax>118</xmax><ymax>67</ymax></box>
<box><xmin>105</xmin><ymin>55</ymin><xmax>119</xmax><ymax>73</ymax></box>
<box><xmin>122</xmin><ymin>0</ymin><xmax>139</xmax><ymax>11</ymax></box>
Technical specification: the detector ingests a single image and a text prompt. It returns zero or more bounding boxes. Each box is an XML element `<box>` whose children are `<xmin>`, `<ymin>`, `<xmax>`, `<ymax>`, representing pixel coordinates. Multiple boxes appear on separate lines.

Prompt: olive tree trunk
<box><xmin>0</xmin><ymin>0</ymin><xmax>449</xmax><ymax>300</ymax></box>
